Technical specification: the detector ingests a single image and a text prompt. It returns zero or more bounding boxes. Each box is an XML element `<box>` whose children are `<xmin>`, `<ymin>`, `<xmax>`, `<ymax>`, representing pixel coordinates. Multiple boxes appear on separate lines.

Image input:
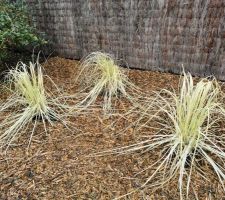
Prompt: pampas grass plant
<box><xmin>0</xmin><ymin>59</ymin><xmax>70</xmax><ymax>149</ymax></box>
<box><xmin>76</xmin><ymin>52</ymin><xmax>141</xmax><ymax>113</ymax></box>
<box><xmin>102</xmin><ymin>71</ymin><xmax>225</xmax><ymax>199</ymax></box>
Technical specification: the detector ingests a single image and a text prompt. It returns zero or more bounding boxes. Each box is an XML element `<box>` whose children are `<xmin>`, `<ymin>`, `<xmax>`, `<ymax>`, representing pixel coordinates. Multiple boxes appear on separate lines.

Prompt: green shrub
<box><xmin>0</xmin><ymin>0</ymin><xmax>46</xmax><ymax>61</ymax></box>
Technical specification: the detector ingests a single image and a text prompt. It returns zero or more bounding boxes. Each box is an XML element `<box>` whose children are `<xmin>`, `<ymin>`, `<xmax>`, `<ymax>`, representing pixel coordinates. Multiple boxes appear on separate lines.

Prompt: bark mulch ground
<box><xmin>0</xmin><ymin>57</ymin><xmax>224</xmax><ymax>200</ymax></box>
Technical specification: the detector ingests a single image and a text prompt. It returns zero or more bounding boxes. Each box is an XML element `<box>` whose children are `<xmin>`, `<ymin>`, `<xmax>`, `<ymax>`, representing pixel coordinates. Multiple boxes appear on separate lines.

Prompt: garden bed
<box><xmin>0</xmin><ymin>57</ymin><xmax>224</xmax><ymax>200</ymax></box>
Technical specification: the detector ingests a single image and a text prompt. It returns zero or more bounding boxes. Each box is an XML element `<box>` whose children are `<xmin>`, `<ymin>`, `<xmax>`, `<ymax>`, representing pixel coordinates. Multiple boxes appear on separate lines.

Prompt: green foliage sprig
<box><xmin>0</xmin><ymin>0</ymin><xmax>46</xmax><ymax>61</ymax></box>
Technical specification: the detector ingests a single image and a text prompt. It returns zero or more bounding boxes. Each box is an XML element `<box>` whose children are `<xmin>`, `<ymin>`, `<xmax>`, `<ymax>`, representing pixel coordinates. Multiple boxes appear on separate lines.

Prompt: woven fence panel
<box><xmin>26</xmin><ymin>0</ymin><xmax>225</xmax><ymax>79</ymax></box>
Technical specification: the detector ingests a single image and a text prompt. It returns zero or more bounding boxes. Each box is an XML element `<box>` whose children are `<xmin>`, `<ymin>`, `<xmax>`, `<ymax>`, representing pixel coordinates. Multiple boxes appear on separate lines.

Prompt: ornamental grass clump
<box><xmin>76</xmin><ymin>52</ymin><xmax>140</xmax><ymax>113</ymax></box>
<box><xmin>0</xmin><ymin>60</ymin><xmax>69</xmax><ymax>149</ymax></box>
<box><xmin>106</xmin><ymin>72</ymin><xmax>225</xmax><ymax>198</ymax></box>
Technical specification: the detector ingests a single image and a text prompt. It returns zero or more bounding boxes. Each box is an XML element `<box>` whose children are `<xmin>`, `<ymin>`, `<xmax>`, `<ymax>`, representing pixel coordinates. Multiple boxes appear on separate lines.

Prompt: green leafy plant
<box><xmin>76</xmin><ymin>52</ymin><xmax>140</xmax><ymax>113</ymax></box>
<box><xmin>0</xmin><ymin>58</ymin><xmax>70</xmax><ymax>150</ymax></box>
<box><xmin>0</xmin><ymin>0</ymin><xmax>45</xmax><ymax>61</ymax></box>
<box><xmin>103</xmin><ymin>72</ymin><xmax>225</xmax><ymax>199</ymax></box>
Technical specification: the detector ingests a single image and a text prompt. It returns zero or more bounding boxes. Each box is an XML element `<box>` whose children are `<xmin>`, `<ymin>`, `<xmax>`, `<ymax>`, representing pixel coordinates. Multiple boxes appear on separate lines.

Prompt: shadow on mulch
<box><xmin>0</xmin><ymin>50</ymin><xmax>47</xmax><ymax>80</ymax></box>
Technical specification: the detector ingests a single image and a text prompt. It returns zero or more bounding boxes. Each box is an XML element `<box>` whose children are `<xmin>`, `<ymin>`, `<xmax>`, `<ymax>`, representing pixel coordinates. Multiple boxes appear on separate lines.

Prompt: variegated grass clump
<box><xmin>76</xmin><ymin>52</ymin><xmax>140</xmax><ymax>113</ymax></box>
<box><xmin>0</xmin><ymin>59</ymin><xmax>69</xmax><ymax>149</ymax></box>
<box><xmin>106</xmin><ymin>72</ymin><xmax>225</xmax><ymax>198</ymax></box>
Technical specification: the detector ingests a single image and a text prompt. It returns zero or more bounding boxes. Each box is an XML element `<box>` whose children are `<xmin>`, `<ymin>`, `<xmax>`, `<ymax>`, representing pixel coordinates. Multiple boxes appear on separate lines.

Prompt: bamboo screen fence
<box><xmin>26</xmin><ymin>0</ymin><xmax>225</xmax><ymax>79</ymax></box>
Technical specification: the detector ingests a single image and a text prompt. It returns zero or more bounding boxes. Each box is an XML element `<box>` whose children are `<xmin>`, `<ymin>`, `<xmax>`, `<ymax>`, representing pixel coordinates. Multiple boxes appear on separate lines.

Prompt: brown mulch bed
<box><xmin>0</xmin><ymin>57</ymin><xmax>224</xmax><ymax>200</ymax></box>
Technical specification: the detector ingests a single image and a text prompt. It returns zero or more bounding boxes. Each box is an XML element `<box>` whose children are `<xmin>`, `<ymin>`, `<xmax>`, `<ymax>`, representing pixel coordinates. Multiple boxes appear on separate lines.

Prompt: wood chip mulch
<box><xmin>0</xmin><ymin>57</ymin><xmax>224</xmax><ymax>200</ymax></box>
